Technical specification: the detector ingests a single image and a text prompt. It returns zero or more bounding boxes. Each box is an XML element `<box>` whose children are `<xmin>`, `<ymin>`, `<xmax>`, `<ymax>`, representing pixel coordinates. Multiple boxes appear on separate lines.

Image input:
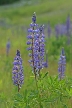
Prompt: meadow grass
<box><xmin>0</xmin><ymin>0</ymin><xmax>72</xmax><ymax>108</ymax></box>
<box><xmin>0</xmin><ymin>0</ymin><xmax>72</xmax><ymax>25</ymax></box>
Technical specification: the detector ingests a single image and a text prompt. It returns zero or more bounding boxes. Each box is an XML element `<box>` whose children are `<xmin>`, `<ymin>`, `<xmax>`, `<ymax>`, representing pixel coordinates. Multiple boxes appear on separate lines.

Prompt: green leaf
<box><xmin>43</xmin><ymin>72</ymin><xmax>48</xmax><ymax>78</ymax></box>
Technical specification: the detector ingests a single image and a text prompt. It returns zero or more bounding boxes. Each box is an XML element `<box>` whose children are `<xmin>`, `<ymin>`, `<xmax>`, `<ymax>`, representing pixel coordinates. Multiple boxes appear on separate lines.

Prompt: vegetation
<box><xmin>0</xmin><ymin>0</ymin><xmax>20</xmax><ymax>5</ymax></box>
<box><xmin>0</xmin><ymin>0</ymin><xmax>72</xmax><ymax>108</ymax></box>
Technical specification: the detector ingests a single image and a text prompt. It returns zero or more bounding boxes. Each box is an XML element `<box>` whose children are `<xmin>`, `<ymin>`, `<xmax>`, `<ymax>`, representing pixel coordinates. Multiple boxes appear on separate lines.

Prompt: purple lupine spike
<box><xmin>27</xmin><ymin>13</ymin><xmax>47</xmax><ymax>79</ymax></box>
<box><xmin>16</xmin><ymin>50</ymin><xmax>20</xmax><ymax>56</ymax></box>
<box><xmin>12</xmin><ymin>50</ymin><xmax>24</xmax><ymax>92</ymax></box>
<box><xmin>58</xmin><ymin>48</ymin><xmax>66</xmax><ymax>80</ymax></box>
<box><xmin>32</xmin><ymin>12</ymin><xmax>36</xmax><ymax>23</ymax></box>
<box><xmin>6</xmin><ymin>38</ymin><xmax>11</xmax><ymax>56</ymax></box>
<box><xmin>27</xmin><ymin>12</ymin><xmax>38</xmax><ymax>79</ymax></box>
<box><xmin>34</xmin><ymin>25</ymin><xmax>46</xmax><ymax>74</ymax></box>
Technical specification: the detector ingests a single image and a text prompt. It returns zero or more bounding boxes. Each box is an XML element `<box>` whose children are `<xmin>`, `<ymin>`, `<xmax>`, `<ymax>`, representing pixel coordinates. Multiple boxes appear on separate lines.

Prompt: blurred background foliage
<box><xmin>0</xmin><ymin>0</ymin><xmax>72</xmax><ymax>108</ymax></box>
<box><xmin>0</xmin><ymin>0</ymin><xmax>20</xmax><ymax>5</ymax></box>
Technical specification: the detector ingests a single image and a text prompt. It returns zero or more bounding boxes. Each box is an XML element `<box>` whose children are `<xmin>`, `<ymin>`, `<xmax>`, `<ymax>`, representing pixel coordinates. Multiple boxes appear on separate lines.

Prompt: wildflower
<box><xmin>58</xmin><ymin>48</ymin><xmax>66</xmax><ymax>80</ymax></box>
<box><xmin>12</xmin><ymin>50</ymin><xmax>24</xmax><ymax>92</ymax></box>
<box><xmin>32</xmin><ymin>12</ymin><xmax>36</xmax><ymax>23</ymax></box>
<box><xmin>27</xmin><ymin>12</ymin><xmax>48</xmax><ymax>78</ymax></box>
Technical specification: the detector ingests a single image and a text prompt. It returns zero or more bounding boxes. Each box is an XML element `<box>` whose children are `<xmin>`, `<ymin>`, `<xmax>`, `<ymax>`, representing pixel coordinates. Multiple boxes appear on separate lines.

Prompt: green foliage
<box><xmin>12</xmin><ymin>73</ymin><xmax>72</xmax><ymax>108</ymax></box>
<box><xmin>0</xmin><ymin>0</ymin><xmax>20</xmax><ymax>5</ymax></box>
<box><xmin>0</xmin><ymin>0</ymin><xmax>72</xmax><ymax>25</ymax></box>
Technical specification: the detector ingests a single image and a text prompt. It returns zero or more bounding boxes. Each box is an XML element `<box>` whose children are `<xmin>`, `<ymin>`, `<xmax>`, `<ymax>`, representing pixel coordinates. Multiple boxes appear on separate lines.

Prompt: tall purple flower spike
<box><xmin>27</xmin><ymin>12</ymin><xmax>48</xmax><ymax>79</ymax></box>
<box><xmin>12</xmin><ymin>50</ymin><xmax>24</xmax><ymax>92</ymax></box>
<box><xmin>58</xmin><ymin>48</ymin><xmax>66</xmax><ymax>80</ymax></box>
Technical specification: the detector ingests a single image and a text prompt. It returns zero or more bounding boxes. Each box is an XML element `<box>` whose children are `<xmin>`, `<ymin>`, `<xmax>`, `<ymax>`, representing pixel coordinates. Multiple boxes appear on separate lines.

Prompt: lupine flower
<box><xmin>27</xmin><ymin>12</ymin><xmax>48</xmax><ymax>79</ymax></box>
<box><xmin>32</xmin><ymin>12</ymin><xmax>36</xmax><ymax>23</ymax></box>
<box><xmin>27</xmin><ymin>12</ymin><xmax>38</xmax><ymax>78</ymax></box>
<box><xmin>12</xmin><ymin>50</ymin><xmax>24</xmax><ymax>92</ymax></box>
<box><xmin>37</xmin><ymin>25</ymin><xmax>46</xmax><ymax>70</ymax></box>
<box><xmin>58</xmin><ymin>48</ymin><xmax>66</xmax><ymax>80</ymax></box>
<box><xmin>6</xmin><ymin>38</ymin><xmax>11</xmax><ymax>56</ymax></box>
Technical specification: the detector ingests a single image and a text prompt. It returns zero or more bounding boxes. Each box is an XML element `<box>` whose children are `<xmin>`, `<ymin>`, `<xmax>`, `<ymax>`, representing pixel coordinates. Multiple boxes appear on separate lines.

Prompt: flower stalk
<box><xmin>12</xmin><ymin>50</ymin><xmax>24</xmax><ymax>92</ymax></box>
<box><xmin>27</xmin><ymin>12</ymin><xmax>48</xmax><ymax>79</ymax></box>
